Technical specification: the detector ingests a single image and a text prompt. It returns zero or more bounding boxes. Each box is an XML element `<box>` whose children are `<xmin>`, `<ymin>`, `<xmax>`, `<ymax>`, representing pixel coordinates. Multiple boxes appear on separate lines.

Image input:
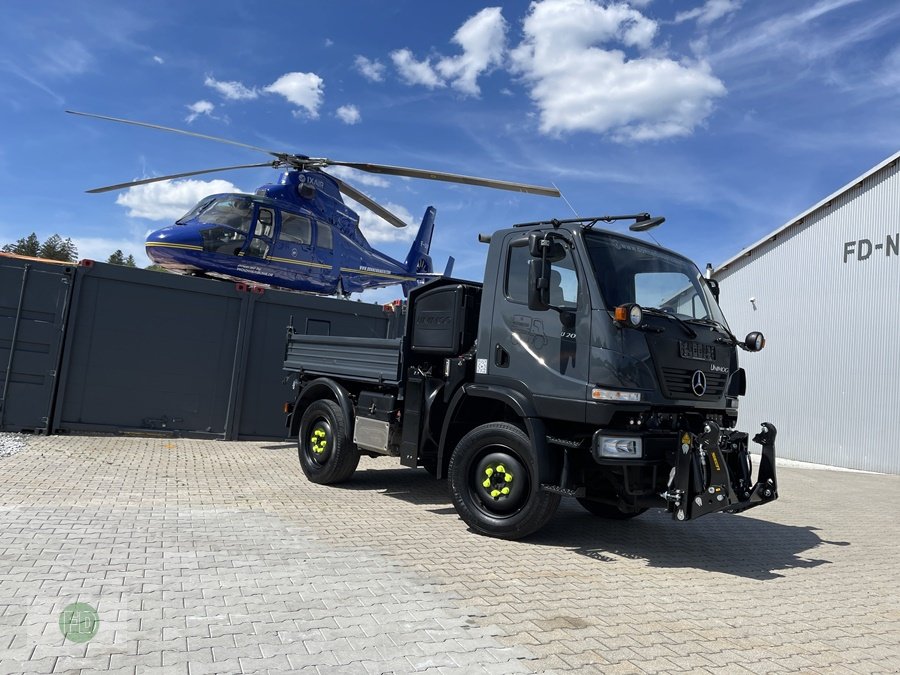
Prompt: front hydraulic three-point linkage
<box><xmin>665</xmin><ymin>421</ymin><xmax>778</xmax><ymax>521</ymax></box>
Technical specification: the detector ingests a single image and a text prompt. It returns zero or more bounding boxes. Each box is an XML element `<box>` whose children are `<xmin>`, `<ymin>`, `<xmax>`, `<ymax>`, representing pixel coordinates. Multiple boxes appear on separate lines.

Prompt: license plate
<box><xmin>679</xmin><ymin>340</ymin><xmax>716</xmax><ymax>362</ymax></box>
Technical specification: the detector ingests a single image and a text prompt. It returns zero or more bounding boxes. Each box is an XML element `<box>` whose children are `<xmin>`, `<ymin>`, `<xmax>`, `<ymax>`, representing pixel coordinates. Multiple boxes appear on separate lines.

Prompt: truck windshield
<box><xmin>584</xmin><ymin>231</ymin><xmax>728</xmax><ymax>327</ymax></box>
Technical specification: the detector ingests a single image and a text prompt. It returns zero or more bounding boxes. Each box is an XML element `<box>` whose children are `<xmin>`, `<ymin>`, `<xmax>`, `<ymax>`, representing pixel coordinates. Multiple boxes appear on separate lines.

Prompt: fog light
<box><xmin>592</xmin><ymin>388</ymin><xmax>641</xmax><ymax>402</ymax></box>
<box><xmin>596</xmin><ymin>436</ymin><xmax>643</xmax><ymax>459</ymax></box>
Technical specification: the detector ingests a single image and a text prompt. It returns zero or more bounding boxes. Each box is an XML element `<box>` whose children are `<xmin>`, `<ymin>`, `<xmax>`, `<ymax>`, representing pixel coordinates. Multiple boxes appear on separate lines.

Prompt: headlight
<box><xmin>591</xmin><ymin>388</ymin><xmax>641</xmax><ymax>402</ymax></box>
<box><xmin>614</xmin><ymin>303</ymin><xmax>643</xmax><ymax>328</ymax></box>
<box><xmin>593</xmin><ymin>435</ymin><xmax>643</xmax><ymax>460</ymax></box>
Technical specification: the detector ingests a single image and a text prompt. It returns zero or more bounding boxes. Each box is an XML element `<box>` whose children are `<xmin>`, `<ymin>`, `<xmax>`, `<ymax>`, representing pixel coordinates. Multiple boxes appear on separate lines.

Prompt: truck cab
<box><xmin>284</xmin><ymin>215</ymin><xmax>777</xmax><ymax>539</ymax></box>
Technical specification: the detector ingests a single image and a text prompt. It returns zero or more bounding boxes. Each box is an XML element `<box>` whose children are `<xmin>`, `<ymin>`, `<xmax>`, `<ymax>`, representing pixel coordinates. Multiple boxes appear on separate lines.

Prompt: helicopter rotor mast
<box><xmin>67</xmin><ymin>110</ymin><xmax>560</xmax><ymax>227</ymax></box>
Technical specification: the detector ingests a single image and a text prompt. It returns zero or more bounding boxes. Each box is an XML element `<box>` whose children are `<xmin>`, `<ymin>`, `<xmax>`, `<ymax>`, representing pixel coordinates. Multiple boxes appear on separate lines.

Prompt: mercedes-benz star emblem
<box><xmin>691</xmin><ymin>370</ymin><xmax>707</xmax><ymax>397</ymax></box>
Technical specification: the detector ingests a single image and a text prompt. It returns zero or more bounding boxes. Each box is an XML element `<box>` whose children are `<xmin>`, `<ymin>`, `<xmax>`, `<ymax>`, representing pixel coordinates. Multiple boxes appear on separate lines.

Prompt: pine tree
<box><xmin>1</xmin><ymin>232</ymin><xmax>41</xmax><ymax>257</ymax></box>
<box><xmin>107</xmin><ymin>250</ymin><xmax>126</xmax><ymax>265</ymax></box>
<box><xmin>124</xmin><ymin>254</ymin><xmax>136</xmax><ymax>267</ymax></box>
<box><xmin>38</xmin><ymin>235</ymin><xmax>78</xmax><ymax>262</ymax></box>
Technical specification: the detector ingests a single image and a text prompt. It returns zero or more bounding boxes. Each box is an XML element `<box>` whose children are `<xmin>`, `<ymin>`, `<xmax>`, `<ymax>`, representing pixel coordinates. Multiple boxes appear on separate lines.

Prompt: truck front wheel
<box><xmin>449</xmin><ymin>422</ymin><xmax>560</xmax><ymax>539</ymax></box>
<box><xmin>297</xmin><ymin>400</ymin><xmax>360</xmax><ymax>484</ymax></box>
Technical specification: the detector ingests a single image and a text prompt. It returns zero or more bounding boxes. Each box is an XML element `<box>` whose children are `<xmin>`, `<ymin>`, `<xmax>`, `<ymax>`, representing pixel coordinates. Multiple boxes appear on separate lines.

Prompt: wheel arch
<box><xmin>289</xmin><ymin>377</ymin><xmax>354</xmax><ymax>439</ymax></box>
<box><xmin>436</xmin><ymin>384</ymin><xmax>556</xmax><ymax>483</ymax></box>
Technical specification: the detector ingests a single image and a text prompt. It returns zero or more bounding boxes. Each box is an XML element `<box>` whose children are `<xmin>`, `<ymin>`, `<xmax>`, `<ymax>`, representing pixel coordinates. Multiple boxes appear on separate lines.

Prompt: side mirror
<box><xmin>528</xmin><ymin>232</ymin><xmax>566</xmax><ymax>262</ymax></box>
<box><xmin>705</xmin><ymin>278</ymin><xmax>720</xmax><ymax>303</ymax></box>
<box><xmin>527</xmin><ymin>258</ymin><xmax>550</xmax><ymax>311</ymax></box>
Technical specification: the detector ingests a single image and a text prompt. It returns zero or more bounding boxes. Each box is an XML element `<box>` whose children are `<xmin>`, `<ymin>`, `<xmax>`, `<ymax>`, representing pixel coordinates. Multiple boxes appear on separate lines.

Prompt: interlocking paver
<box><xmin>0</xmin><ymin>434</ymin><xmax>898</xmax><ymax>674</ymax></box>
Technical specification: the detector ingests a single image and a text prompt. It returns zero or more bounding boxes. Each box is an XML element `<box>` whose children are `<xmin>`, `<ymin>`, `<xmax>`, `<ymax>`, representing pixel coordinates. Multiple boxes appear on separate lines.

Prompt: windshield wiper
<box><xmin>642</xmin><ymin>307</ymin><xmax>697</xmax><ymax>338</ymax></box>
<box><xmin>686</xmin><ymin>317</ymin><xmax>742</xmax><ymax>346</ymax></box>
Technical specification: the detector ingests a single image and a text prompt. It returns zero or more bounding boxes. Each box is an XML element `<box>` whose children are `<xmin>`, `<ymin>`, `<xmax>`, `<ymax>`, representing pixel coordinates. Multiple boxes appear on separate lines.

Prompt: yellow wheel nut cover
<box><xmin>501</xmin><ymin>487</ymin><xmax>510</xmax><ymax>495</ymax></box>
<box><xmin>504</xmin><ymin>473</ymin><xmax>513</xmax><ymax>482</ymax></box>
<box><xmin>490</xmin><ymin>489</ymin><xmax>500</xmax><ymax>498</ymax></box>
<box><xmin>496</xmin><ymin>465</ymin><xmax>506</xmax><ymax>473</ymax></box>
<box><xmin>482</xmin><ymin>479</ymin><xmax>491</xmax><ymax>488</ymax></box>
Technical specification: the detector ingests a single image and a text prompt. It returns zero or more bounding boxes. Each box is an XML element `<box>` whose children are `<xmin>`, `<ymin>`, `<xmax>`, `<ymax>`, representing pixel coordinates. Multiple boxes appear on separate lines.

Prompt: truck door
<box><xmin>488</xmin><ymin>233</ymin><xmax>591</xmax><ymax>423</ymax></box>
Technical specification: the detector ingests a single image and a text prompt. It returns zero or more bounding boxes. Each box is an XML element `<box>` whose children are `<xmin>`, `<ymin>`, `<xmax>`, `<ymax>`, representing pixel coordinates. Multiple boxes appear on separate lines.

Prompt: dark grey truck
<box><xmin>284</xmin><ymin>214</ymin><xmax>777</xmax><ymax>539</ymax></box>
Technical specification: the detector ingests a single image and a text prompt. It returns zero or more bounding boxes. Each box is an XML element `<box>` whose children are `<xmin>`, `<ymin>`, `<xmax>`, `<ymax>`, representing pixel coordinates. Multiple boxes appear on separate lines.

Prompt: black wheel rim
<box><xmin>470</xmin><ymin>447</ymin><xmax>529</xmax><ymax>517</ymax></box>
<box><xmin>305</xmin><ymin>418</ymin><xmax>332</xmax><ymax>465</ymax></box>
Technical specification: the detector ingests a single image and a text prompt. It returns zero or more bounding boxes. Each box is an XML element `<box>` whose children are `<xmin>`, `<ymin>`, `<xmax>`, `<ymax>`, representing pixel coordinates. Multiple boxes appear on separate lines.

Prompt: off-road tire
<box><xmin>449</xmin><ymin>422</ymin><xmax>560</xmax><ymax>539</ymax></box>
<box><xmin>297</xmin><ymin>400</ymin><xmax>359</xmax><ymax>484</ymax></box>
<box><xmin>576</xmin><ymin>498</ymin><xmax>647</xmax><ymax>519</ymax></box>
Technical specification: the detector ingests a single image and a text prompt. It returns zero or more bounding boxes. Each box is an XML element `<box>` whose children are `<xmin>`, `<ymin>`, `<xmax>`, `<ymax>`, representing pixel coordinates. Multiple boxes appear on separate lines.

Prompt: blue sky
<box><xmin>1</xmin><ymin>0</ymin><xmax>898</xmax><ymax>299</ymax></box>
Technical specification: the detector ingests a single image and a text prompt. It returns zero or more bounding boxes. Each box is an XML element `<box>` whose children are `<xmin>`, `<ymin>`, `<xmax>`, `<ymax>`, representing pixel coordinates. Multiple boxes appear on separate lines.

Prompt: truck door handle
<box><xmin>494</xmin><ymin>344</ymin><xmax>509</xmax><ymax>368</ymax></box>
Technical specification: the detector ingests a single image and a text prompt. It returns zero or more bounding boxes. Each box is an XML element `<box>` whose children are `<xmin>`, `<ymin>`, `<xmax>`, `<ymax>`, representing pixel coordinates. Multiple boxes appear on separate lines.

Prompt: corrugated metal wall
<box><xmin>715</xmin><ymin>159</ymin><xmax>900</xmax><ymax>473</ymax></box>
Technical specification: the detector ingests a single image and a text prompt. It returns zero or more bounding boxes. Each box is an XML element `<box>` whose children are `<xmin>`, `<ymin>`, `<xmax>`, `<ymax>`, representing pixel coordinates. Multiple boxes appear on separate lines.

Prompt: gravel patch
<box><xmin>0</xmin><ymin>432</ymin><xmax>27</xmax><ymax>459</ymax></box>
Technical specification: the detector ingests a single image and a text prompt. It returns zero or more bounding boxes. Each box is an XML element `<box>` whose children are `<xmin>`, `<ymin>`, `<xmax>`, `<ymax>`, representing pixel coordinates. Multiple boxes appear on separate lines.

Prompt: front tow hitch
<box><xmin>664</xmin><ymin>421</ymin><xmax>778</xmax><ymax>521</ymax></box>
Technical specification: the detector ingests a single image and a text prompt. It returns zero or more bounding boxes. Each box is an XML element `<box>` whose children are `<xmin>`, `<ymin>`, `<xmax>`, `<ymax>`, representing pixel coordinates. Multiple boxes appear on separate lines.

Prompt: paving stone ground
<box><xmin>0</xmin><ymin>434</ymin><xmax>898</xmax><ymax>674</ymax></box>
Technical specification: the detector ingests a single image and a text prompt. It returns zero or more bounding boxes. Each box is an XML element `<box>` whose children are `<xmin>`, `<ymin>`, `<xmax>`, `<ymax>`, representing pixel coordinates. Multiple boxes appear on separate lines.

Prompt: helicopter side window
<box><xmin>280</xmin><ymin>212</ymin><xmax>312</xmax><ymax>245</ymax></box>
<box><xmin>317</xmin><ymin>222</ymin><xmax>333</xmax><ymax>251</ymax></box>
<box><xmin>248</xmin><ymin>208</ymin><xmax>274</xmax><ymax>258</ymax></box>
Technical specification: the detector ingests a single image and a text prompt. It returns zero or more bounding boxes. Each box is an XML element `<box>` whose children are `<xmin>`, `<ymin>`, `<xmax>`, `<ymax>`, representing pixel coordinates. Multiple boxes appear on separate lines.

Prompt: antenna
<box><xmin>552</xmin><ymin>183</ymin><xmax>579</xmax><ymax>218</ymax></box>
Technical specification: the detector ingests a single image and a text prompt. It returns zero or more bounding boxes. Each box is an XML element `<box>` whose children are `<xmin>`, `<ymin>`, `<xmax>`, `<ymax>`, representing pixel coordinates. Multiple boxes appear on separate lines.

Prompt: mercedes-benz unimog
<box><xmin>284</xmin><ymin>213</ymin><xmax>777</xmax><ymax>539</ymax></box>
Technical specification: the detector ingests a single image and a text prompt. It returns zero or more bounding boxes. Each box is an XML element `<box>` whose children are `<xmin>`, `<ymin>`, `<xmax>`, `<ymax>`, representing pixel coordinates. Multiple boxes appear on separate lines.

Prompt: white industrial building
<box><xmin>714</xmin><ymin>150</ymin><xmax>900</xmax><ymax>474</ymax></box>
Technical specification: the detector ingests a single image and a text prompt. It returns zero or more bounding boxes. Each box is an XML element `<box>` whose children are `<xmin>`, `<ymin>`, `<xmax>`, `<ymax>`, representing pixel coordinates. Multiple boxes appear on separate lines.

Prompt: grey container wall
<box><xmin>36</xmin><ymin>260</ymin><xmax>397</xmax><ymax>440</ymax></box>
<box><xmin>0</xmin><ymin>258</ymin><xmax>74</xmax><ymax>432</ymax></box>
<box><xmin>714</xmin><ymin>158</ymin><xmax>900</xmax><ymax>473</ymax></box>
<box><xmin>53</xmin><ymin>262</ymin><xmax>248</xmax><ymax>437</ymax></box>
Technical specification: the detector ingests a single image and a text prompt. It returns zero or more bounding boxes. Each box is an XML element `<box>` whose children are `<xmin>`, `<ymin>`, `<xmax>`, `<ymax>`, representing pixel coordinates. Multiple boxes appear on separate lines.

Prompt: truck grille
<box><xmin>660</xmin><ymin>367</ymin><xmax>727</xmax><ymax>399</ymax></box>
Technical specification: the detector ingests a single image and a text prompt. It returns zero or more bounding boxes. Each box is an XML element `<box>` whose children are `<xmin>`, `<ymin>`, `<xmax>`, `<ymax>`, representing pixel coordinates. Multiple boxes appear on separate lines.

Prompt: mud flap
<box><xmin>666</xmin><ymin>422</ymin><xmax>778</xmax><ymax>521</ymax></box>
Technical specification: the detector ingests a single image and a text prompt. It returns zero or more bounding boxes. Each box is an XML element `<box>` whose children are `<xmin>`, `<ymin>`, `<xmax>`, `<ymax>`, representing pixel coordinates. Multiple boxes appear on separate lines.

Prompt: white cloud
<box><xmin>343</xmin><ymin>197</ymin><xmax>417</xmax><ymax>244</ymax></box>
<box><xmin>264</xmin><ymin>72</ymin><xmax>324</xmax><ymax>118</ymax></box>
<box><xmin>336</xmin><ymin>104</ymin><xmax>361</xmax><ymax>125</ymax></box>
<box><xmin>435</xmin><ymin>7</ymin><xmax>508</xmax><ymax>96</ymax></box>
<box><xmin>115</xmin><ymin>178</ymin><xmax>243</xmax><ymax>221</ymax></box>
<box><xmin>152</xmin><ymin>55</ymin><xmax>164</xmax><ymax>65</ymax></box>
<box><xmin>41</xmin><ymin>39</ymin><xmax>93</xmax><ymax>76</ymax></box>
<box><xmin>391</xmin><ymin>49</ymin><xmax>445</xmax><ymax>89</ymax></box>
<box><xmin>676</xmin><ymin>0</ymin><xmax>742</xmax><ymax>26</ymax></box>
<box><xmin>324</xmin><ymin>38</ymin><xmax>334</xmax><ymax>47</ymax></box>
<box><xmin>204</xmin><ymin>75</ymin><xmax>259</xmax><ymax>100</ymax></box>
<box><xmin>355</xmin><ymin>55</ymin><xmax>386</xmax><ymax>82</ymax></box>
<box><xmin>326</xmin><ymin>165</ymin><xmax>390</xmax><ymax>188</ymax></box>
<box><xmin>510</xmin><ymin>0</ymin><xmax>725</xmax><ymax>141</ymax></box>
<box><xmin>185</xmin><ymin>100</ymin><xmax>214</xmax><ymax>123</ymax></box>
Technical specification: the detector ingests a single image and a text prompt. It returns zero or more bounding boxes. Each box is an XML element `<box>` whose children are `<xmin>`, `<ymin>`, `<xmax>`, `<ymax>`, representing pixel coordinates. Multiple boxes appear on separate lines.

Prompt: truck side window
<box><xmin>506</xmin><ymin>238</ymin><xmax>579</xmax><ymax>307</ymax></box>
<box><xmin>505</xmin><ymin>241</ymin><xmax>530</xmax><ymax>303</ymax></box>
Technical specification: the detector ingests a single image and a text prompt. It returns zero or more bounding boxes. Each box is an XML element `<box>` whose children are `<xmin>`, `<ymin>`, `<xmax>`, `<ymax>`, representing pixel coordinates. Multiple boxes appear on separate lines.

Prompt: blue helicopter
<box><xmin>68</xmin><ymin>111</ymin><xmax>560</xmax><ymax>296</ymax></box>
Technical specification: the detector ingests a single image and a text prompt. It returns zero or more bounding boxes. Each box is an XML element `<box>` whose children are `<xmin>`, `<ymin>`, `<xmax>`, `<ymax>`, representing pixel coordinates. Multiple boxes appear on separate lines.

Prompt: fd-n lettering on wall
<box><xmin>843</xmin><ymin>234</ymin><xmax>900</xmax><ymax>263</ymax></box>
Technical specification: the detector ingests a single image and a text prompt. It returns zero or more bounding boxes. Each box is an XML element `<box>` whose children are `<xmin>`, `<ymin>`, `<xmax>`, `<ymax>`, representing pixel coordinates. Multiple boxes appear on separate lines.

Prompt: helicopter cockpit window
<box><xmin>317</xmin><ymin>222</ymin><xmax>333</xmax><ymax>251</ymax></box>
<box><xmin>197</xmin><ymin>197</ymin><xmax>253</xmax><ymax>233</ymax></box>
<box><xmin>176</xmin><ymin>197</ymin><xmax>215</xmax><ymax>225</ymax></box>
<box><xmin>279</xmin><ymin>212</ymin><xmax>312</xmax><ymax>245</ymax></box>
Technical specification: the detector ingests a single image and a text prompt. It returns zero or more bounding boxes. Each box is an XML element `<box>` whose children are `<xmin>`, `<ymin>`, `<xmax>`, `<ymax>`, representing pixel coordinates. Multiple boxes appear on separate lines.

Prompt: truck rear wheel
<box><xmin>576</xmin><ymin>498</ymin><xmax>647</xmax><ymax>519</ymax></box>
<box><xmin>448</xmin><ymin>422</ymin><xmax>560</xmax><ymax>539</ymax></box>
<box><xmin>297</xmin><ymin>400</ymin><xmax>359</xmax><ymax>484</ymax></box>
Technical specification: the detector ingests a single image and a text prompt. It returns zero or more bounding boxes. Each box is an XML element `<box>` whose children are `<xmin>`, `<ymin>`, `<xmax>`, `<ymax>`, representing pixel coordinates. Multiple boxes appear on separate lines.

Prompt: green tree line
<box><xmin>2</xmin><ymin>232</ymin><xmax>140</xmax><ymax>267</ymax></box>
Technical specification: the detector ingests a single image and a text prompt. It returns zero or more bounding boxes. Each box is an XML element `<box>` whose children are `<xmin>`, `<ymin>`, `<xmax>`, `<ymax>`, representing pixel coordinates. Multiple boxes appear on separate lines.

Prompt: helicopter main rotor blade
<box><xmin>67</xmin><ymin>110</ymin><xmax>284</xmax><ymax>158</ymax></box>
<box><xmin>331</xmin><ymin>176</ymin><xmax>409</xmax><ymax>229</ymax></box>
<box><xmin>85</xmin><ymin>162</ymin><xmax>276</xmax><ymax>194</ymax></box>
<box><xmin>324</xmin><ymin>161</ymin><xmax>561</xmax><ymax>198</ymax></box>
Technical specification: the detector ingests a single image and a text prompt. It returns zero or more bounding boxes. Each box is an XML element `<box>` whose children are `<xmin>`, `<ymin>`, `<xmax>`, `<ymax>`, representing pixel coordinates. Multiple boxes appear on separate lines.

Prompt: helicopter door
<box><xmin>247</xmin><ymin>207</ymin><xmax>274</xmax><ymax>258</ymax></box>
<box><xmin>314</xmin><ymin>220</ymin><xmax>336</xmax><ymax>281</ymax></box>
<box><xmin>272</xmin><ymin>210</ymin><xmax>314</xmax><ymax>284</ymax></box>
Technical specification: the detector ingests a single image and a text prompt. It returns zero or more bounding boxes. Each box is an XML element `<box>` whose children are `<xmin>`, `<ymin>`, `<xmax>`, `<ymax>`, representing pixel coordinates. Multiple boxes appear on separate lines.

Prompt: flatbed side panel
<box><xmin>285</xmin><ymin>334</ymin><xmax>402</xmax><ymax>384</ymax></box>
